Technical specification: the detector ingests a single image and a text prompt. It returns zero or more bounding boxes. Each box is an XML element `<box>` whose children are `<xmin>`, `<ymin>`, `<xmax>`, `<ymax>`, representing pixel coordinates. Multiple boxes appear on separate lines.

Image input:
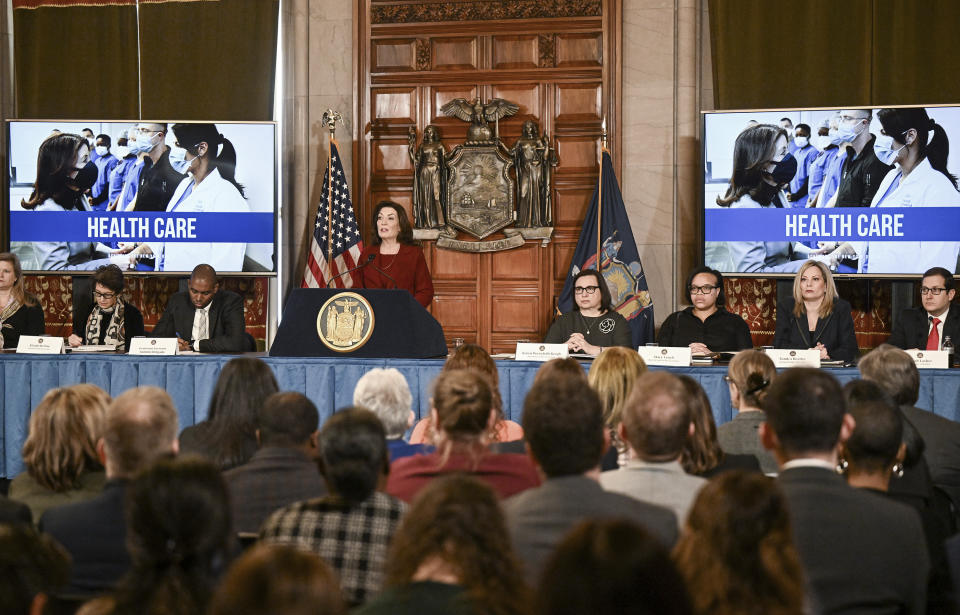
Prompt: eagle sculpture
<box><xmin>441</xmin><ymin>97</ymin><xmax>519</xmax><ymax>142</ymax></box>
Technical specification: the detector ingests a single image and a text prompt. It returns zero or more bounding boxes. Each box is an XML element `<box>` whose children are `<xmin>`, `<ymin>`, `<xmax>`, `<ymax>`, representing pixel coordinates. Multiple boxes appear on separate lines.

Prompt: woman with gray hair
<box><xmin>354</xmin><ymin>368</ymin><xmax>429</xmax><ymax>461</ymax></box>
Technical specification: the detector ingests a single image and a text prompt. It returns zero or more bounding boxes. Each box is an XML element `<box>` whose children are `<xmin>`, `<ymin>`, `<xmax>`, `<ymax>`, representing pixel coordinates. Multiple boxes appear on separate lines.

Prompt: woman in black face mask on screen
<box><xmin>715</xmin><ymin>124</ymin><xmax>823</xmax><ymax>274</ymax></box>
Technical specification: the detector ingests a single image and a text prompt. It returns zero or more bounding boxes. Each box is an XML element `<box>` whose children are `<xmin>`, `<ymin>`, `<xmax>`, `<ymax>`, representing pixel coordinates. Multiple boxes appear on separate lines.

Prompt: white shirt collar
<box><xmin>782</xmin><ymin>458</ymin><xmax>836</xmax><ymax>472</ymax></box>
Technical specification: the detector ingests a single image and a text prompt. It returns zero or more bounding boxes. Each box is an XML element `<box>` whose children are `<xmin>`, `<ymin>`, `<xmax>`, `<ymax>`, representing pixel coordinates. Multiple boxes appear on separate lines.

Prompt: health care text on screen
<box><xmin>89</xmin><ymin>216</ymin><xmax>197</xmax><ymax>240</ymax></box>
<box><xmin>786</xmin><ymin>212</ymin><xmax>903</xmax><ymax>238</ymax></box>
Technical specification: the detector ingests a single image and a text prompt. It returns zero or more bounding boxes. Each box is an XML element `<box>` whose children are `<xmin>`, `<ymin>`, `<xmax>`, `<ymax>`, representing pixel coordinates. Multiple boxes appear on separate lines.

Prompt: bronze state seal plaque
<box><xmin>316</xmin><ymin>292</ymin><xmax>375</xmax><ymax>353</ymax></box>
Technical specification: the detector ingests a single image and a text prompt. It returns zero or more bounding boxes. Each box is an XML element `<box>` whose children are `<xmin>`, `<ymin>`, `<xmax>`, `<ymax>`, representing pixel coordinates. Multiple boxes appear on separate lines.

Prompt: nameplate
<box><xmin>764</xmin><ymin>348</ymin><xmax>821</xmax><ymax>368</ymax></box>
<box><xmin>516</xmin><ymin>343</ymin><xmax>568</xmax><ymax>362</ymax></box>
<box><xmin>637</xmin><ymin>346</ymin><xmax>692</xmax><ymax>367</ymax></box>
<box><xmin>129</xmin><ymin>338</ymin><xmax>179</xmax><ymax>356</ymax></box>
<box><xmin>905</xmin><ymin>350</ymin><xmax>948</xmax><ymax>369</ymax></box>
<box><xmin>16</xmin><ymin>336</ymin><xmax>65</xmax><ymax>354</ymax></box>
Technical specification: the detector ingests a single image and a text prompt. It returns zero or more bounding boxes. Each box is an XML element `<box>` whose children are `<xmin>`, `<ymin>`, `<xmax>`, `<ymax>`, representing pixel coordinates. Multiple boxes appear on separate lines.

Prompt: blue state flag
<box><xmin>557</xmin><ymin>151</ymin><xmax>655</xmax><ymax>346</ymax></box>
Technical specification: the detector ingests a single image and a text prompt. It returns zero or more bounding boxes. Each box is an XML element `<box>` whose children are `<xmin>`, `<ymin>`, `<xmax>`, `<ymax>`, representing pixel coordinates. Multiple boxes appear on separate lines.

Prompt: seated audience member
<box><xmin>356</xmin><ymin>475</ymin><xmax>529</xmax><ymax>615</ymax></box>
<box><xmin>10</xmin><ymin>384</ymin><xmax>109</xmax><ymax>520</ymax></box>
<box><xmin>773</xmin><ymin>260</ymin><xmax>858</xmax><ymax>362</ymax></box>
<box><xmin>544</xmin><ymin>269</ymin><xmax>633</xmax><ymax>355</ymax></box>
<box><xmin>152</xmin><ymin>263</ymin><xmax>250</xmax><ymax>352</ymax></box>
<box><xmin>677</xmin><ymin>375</ymin><xmax>761</xmax><ymax>478</ymax></box>
<box><xmin>760</xmin><ymin>368</ymin><xmax>928</xmax><ymax>614</ymax></box>
<box><xmin>588</xmin><ymin>346</ymin><xmax>647</xmax><ymax>468</ymax></box>
<box><xmin>533</xmin><ymin>356</ymin><xmax>587</xmax><ymax>383</ymax></box>
<box><xmin>0</xmin><ymin>524</ymin><xmax>70</xmax><ymax>615</ymax></box>
<box><xmin>260</xmin><ymin>408</ymin><xmax>406</xmax><ymax>607</ymax></box>
<box><xmin>657</xmin><ymin>266</ymin><xmax>753</xmax><ymax>353</ymax></box>
<box><xmin>0</xmin><ymin>251</ymin><xmax>44</xmax><ymax>349</ymax></box>
<box><xmin>354</xmin><ymin>367</ymin><xmax>429</xmax><ymax>459</ymax></box>
<box><xmin>0</xmin><ymin>495</ymin><xmax>31</xmax><ymax>525</ymax></box>
<box><xmin>600</xmin><ymin>371</ymin><xmax>707</xmax><ymax>523</ymax></box>
<box><xmin>39</xmin><ymin>386</ymin><xmax>179</xmax><ymax>600</ymax></box>
<box><xmin>209</xmin><ymin>544</ymin><xmax>346</xmax><ymax>615</ymax></box>
<box><xmin>79</xmin><ymin>456</ymin><xmax>232</xmax><ymax>615</ymax></box>
<box><xmin>387</xmin><ymin>370</ymin><xmax>540</xmax><ymax>502</ymax></box>
<box><xmin>716</xmin><ymin>350</ymin><xmax>779</xmax><ymax>474</ymax></box>
<box><xmin>69</xmin><ymin>264</ymin><xmax>144</xmax><ymax>351</ymax></box>
<box><xmin>505</xmin><ymin>374</ymin><xmax>677</xmax><ymax>584</ymax></box>
<box><xmin>841</xmin><ymin>382</ymin><xmax>955</xmax><ymax>614</ymax></box>
<box><xmin>179</xmin><ymin>356</ymin><xmax>279</xmax><ymax>471</ymax></box>
<box><xmin>672</xmin><ymin>471</ymin><xmax>806</xmax><ymax>615</ymax></box>
<box><xmin>534</xmin><ymin>518</ymin><xmax>693</xmax><ymax>615</ymax></box>
<box><xmin>859</xmin><ymin>344</ymin><xmax>960</xmax><ymax>506</ymax></box>
<box><xmin>888</xmin><ymin>266</ymin><xmax>958</xmax><ymax>351</ymax></box>
<box><xmin>223</xmin><ymin>392</ymin><xmax>326</xmax><ymax>535</ymax></box>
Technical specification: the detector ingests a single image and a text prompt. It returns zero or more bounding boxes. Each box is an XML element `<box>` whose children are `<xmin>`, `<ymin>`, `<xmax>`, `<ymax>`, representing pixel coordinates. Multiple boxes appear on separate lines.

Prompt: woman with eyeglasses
<box><xmin>773</xmin><ymin>259</ymin><xmax>858</xmax><ymax>362</ymax></box>
<box><xmin>657</xmin><ymin>266</ymin><xmax>753</xmax><ymax>354</ymax></box>
<box><xmin>544</xmin><ymin>269</ymin><xmax>632</xmax><ymax>355</ymax></box>
<box><xmin>68</xmin><ymin>264</ymin><xmax>144</xmax><ymax>351</ymax></box>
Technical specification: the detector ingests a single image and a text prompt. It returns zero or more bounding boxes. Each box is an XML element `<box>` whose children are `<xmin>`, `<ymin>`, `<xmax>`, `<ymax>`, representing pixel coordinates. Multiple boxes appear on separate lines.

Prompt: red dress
<box><xmin>357</xmin><ymin>243</ymin><xmax>434</xmax><ymax>308</ymax></box>
<box><xmin>386</xmin><ymin>451</ymin><xmax>541</xmax><ymax>502</ymax></box>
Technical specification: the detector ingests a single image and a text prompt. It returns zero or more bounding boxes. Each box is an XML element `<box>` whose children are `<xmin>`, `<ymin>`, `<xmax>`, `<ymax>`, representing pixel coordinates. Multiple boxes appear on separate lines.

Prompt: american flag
<box><xmin>301</xmin><ymin>141</ymin><xmax>364</xmax><ymax>288</ymax></box>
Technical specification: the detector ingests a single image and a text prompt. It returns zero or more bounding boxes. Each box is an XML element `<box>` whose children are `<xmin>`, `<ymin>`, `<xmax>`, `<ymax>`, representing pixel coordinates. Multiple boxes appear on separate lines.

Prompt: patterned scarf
<box><xmin>0</xmin><ymin>295</ymin><xmax>22</xmax><ymax>349</ymax></box>
<box><xmin>85</xmin><ymin>300</ymin><xmax>126</xmax><ymax>349</ymax></box>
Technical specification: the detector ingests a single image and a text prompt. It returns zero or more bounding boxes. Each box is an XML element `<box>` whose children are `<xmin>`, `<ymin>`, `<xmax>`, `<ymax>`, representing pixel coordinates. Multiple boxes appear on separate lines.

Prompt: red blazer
<box><xmin>357</xmin><ymin>243</ymin><xmax>434</xmax><ymax>308</ymax></box>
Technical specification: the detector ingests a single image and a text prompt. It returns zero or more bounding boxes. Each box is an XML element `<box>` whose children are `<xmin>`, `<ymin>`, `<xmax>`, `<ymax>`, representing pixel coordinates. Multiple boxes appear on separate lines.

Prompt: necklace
<box><xmin>379</xmin><ymin>252</ymin><xmax>399</xmax><ymax>270</ymax></box>
<box><xmin>578</xmin><ymin>312</ymin><xmax>600</xmax><ymax>335</ymax></box>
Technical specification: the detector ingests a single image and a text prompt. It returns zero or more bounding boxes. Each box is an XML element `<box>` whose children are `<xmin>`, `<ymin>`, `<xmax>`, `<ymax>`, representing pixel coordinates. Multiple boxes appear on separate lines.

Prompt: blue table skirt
<box><xmin>2</xmin><ymin>352</ymin><xmax>958</xmax><ymax>478</ymax></box>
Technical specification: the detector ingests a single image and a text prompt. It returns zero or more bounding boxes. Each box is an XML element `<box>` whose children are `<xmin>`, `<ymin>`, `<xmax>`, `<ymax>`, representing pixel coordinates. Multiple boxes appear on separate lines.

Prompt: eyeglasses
<box><xmin>920</xmin><ymin>287</ymin><xmax>948</xmax><ymax>296</ymax></box>
<box><xmin>93</xmin><ymin>290</ymin><xmax>116</xmax><ymax>300</ymax></box>
<box><xmin>574</xmin><ymin>286</ymin><xmax>599</xmax><ymax>295</ymax></box>
<box><xmin>688</xmin><ymin>285</ymin><xmax>718</xmax><ymax>295</ymax></box>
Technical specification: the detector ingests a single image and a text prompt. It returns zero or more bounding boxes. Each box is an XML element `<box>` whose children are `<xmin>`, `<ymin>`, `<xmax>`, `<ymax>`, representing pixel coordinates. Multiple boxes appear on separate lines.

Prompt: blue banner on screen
<box><xmin>705</xmin><ymin>207</ymin><xmax>960</xmax><ymax>242</ymax></box>
<box><xmin>10</xmin><ymin>212</ymin><xmax>275</xmax><ymax>243</ymax></box>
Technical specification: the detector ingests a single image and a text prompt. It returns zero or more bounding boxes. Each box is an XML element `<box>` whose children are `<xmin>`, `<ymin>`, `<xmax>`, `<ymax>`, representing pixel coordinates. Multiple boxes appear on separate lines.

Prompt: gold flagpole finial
<box><xmin>322</xmin><ymin>109</ymin><xmax>343</xmax><ymax>141</ymax></box>
<box><xmin>601</xmin><ymin>117</ymin><xmax>608</xmax><ymax>152</ymax></box>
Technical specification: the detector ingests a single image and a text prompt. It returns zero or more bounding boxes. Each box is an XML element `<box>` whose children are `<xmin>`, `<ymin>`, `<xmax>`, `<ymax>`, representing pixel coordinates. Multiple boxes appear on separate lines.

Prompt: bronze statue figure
<box><xmin>511</xmin><ymin>120</ymin><xmax>557</xmax><ymax>227</ymax></box>
<box><xmin>408</xmin><ymin>125</ymin><xmax>447</xmax><ymax>229</ymax></box>
<box><xmin>441</xmin><ymin>97</ymin><xmax>519</xmax><ymax>142</ymax></box>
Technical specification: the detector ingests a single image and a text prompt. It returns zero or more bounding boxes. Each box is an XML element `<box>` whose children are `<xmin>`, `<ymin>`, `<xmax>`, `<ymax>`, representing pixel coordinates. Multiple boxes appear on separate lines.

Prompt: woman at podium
<box><xmin>0</xmin><ymin>252</ymin><xmax>45</xmax><ymax>349</ymax></box>
<box><xmin>357</xmin><ymin>202</ymin><xmax>434</xmax><ymax>308</ymax></box>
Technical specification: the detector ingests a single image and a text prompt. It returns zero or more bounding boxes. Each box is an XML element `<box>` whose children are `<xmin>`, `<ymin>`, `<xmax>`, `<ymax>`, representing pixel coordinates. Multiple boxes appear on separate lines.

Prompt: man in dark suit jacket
<box><xmin>224</xmin><ymin>392</ymin><xmax>327</xmax><ymax>534</ymax></box>
<box><xmin>504</xmin><ymin>375</ymin><xmax>678</xmax><ymax>585</ymax></box>
<box><xmin>860</xmin><ymin>343</ymin><xmax>960</xmax><ymax>506</ymax></box>
<box><xmin>888</xmin><ymin>267</ymin><xmax>959</xmax><ymax>352</ymax></box>
<box><xmin>153</xmin><ymin>263</ymin><xmax>249</xmax><ymax>352</ymax></box>
<box><xmin>39</xmin><ymin>387</ymin><xmax>179</xmax><ymax>599</ymax></box>
<box><xmin>760</xmin><ymin>368</ymin><xmax>929</xmax><ymax>615</ymax></box>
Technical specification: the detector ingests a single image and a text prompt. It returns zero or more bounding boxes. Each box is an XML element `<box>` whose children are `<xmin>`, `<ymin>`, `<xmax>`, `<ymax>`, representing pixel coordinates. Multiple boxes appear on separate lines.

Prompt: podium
<box><xmin>270</xmin><ymin>288</ymin><xmax>448</xmax><ymax>358</ymax></box>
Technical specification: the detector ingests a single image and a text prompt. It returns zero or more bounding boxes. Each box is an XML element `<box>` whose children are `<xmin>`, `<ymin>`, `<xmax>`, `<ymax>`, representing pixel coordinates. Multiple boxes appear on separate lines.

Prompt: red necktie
<box><xmin>927</xmin><ymin>317</ymin><xmax>941</xmax><ymax>350</ymax></box>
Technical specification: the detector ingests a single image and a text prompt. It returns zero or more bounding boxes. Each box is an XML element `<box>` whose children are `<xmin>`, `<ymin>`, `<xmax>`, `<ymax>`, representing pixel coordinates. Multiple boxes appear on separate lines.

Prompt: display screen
<box><xmin>6</xmin><ymin>120</ymin><xmax>276</xmax><ymax>274</ymax></box>
<box><xmin>702</xmin><ymin>106</ymin><xmax>960</xmax><ymax>276</ymax></box>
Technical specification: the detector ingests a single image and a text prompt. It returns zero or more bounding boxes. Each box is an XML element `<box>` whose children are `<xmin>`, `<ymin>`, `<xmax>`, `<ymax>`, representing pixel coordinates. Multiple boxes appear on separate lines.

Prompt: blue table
<box><xmin>2</xmin><ymin>352</ymin><xmax>959</xmax><ymax>478</ymax></box>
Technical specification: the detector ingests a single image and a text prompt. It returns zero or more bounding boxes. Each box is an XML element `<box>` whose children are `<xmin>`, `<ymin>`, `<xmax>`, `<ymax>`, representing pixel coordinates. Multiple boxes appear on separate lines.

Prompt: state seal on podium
<box><xmin>316</xmin><ymin>292</ymin><xmax>375</xmax><ymax>352</ymax></box>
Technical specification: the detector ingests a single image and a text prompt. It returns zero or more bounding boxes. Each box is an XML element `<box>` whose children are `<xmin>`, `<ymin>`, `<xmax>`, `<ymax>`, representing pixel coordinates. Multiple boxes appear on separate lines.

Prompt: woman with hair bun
<box><xmin>716</xmin><ymin>350</ymin><xmax>778</xmax><ymax>474</ymax></box>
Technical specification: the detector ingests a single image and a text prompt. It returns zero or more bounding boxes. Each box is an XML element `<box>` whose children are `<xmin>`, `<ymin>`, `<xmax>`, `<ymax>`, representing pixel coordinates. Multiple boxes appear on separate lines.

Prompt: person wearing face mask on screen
<box><xmin>106</xmin><ymin>132</ymin><xmax>136</xmax><ymax>205</ymax></box>
<box><xmin>126</xmin><ymin>122</ymin><xmax>184</xmax><ymax>213</ymax></box>
<box><xmin>123</xmin><ymin>123</ymin><xmax>249</xmax><ymax>273</ymax></box>
<box><xmin>785</xmin><ymin>123</ymin><xmax>818</xmax><ymax>208</ymax></box>
<box><xmin>89</xmin><ymin>134</ymin><xmax>119</xmax><ymax>210</ymax></box>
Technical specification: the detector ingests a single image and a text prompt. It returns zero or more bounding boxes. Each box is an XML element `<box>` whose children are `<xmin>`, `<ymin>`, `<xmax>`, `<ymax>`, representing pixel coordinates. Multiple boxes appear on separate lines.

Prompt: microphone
<box><xmin>370</xmin><ymin>260</ymin><xmax>399</xmax><ymax>290</ymax></box>
<box><xmin>326</xmin><ymin>254</ymin><xmax>374</xmax><ymax>288</ymax></box>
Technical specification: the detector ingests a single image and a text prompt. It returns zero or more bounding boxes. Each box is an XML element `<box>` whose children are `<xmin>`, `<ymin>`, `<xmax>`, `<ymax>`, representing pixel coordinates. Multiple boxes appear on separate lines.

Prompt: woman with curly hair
<box><xmin>357</xmin><ymin>474</ymin><xmax>528</xmax><ymax>615</ymax></box>
<box><xmin>672</xmin><ymin>471</ymin><xmax>806</xmax><ymax>615</ymax></box>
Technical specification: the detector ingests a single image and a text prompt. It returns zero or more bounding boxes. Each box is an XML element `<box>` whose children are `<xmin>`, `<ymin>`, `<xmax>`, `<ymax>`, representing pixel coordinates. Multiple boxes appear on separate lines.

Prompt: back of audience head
<box><xmin>444</xmin><ymin>343</ymin><xmax>505</xmax><ymax>416</ymax></box>
<box><xmin>677</xmin><ymin>375</ymin><xmax>723</xmax><ymax>475</ymax></box>
<box><xmin>621</xmin><ymin>371</ymin><xmax>692</xmax><ymax>461</ymax></box>
<box><xmin>318</xmin><ymin>407</ymin><xmax>388</xmax><ymax>505</ymax></box>
<box><xmin>533</xmin><ymin>357</ymin><xmax>586</xmax><ymax>384</ymax></box>
<box><xmin>103</xmin><ymin>386</ymin><xmax>178</xmax><ymax>479</ymax></box>
<box><xmin>857</xmin><ymin>344</ymin><xmax>920</xmax><ymax>407</ymax></box>
<box><xmin>523</xmin><ymin>374</ymin><xmax>605</xmax><ymax>478</ymax></box>
<box><xmin>21</xmin><ymin>383</ymin><xmax>110</xmax><ymax>491</ymax></box>
<box><xmin>256</xmin><ymin>392</ymin><xmax>318</xmax><ymax>450</ymax></box>
<box><xmin>108</xmin><ymin>456</ymin><xmax>229</xmax><ymax>615</ymax></box>
<box><xmin>588</xmin><ymin>346</ymin><xmax>647</xmax><ymax>428</ymax></box>
<box><xmin>0</xmin><ymin>524</ymin><xmax>70</xmax><ymax>615</ymax></box>
<box><xmin>209</xmin><ymin>544</ymin><xmax>345</xmax><ymax>615</ymax></box>
<box><xmin>843</xmin><ymin>378</ymin><xmax>924</xmax><ymax>466</ymax></box>
<box><xmin>205</xmin><ymin>357</ymin><xmax>280</xmax><ymax>469</ymax></box>
<box><xmin>727</xmin><ymin>350</ymin><xmax>776</xmax><ymax>410</ymax></box>
<box><xmin>535</xmin><ymin>518</ymin><xmax>692</xmax><ymax>615</ymax></box>
<box><xmin>842</xmin><ymin>381</ymin><xmax>905</xmax><ymax>476</ymax></box>
<box><xmin>672</xmin><ymin>471</ymin><xmax>805</xmax><ymax>615</ymax></box>
<box><xmin>352</xmin><ymin>367</ymin><xmax>413</xmax><ymax>439</ymax></box>
<box><xmin>431</xmin><ymin>369</ymin><xmax>494</xmax><ymax>444</ymax></box>
<box><xmin>386</xmin><ymin>475</ymin><xmax>527</xmax><ymax>615</ymax></box>
<box><xmin>761</xmin><ymin>368</ymin><xmax>849</xmax><ymax>461</ymax></box>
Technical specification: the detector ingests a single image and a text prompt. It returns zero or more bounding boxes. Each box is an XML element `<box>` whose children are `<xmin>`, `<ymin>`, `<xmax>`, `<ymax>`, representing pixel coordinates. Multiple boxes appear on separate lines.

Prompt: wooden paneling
<box><xmin>429</xmin><ymin>85</ymin><xmax>479</xmax><ymax>125</ymax></box>
<box><xmin>556</xmin><ymin>33</ymin><xmax>603</xmax><ymax>67</ymax></box>
<box><xmin>553</xmin><ymin>243</ymin><xmax>577</xmax><ymax>281</ymax></box>
<box><xmin>554</xmin><ymin>187</ymin><xmax>593</xmax><ymax>227</ymax></box>
<box><xmin>556</xmin><ymin>83</ymin><xmax>603</xmax><ymax>123</ymax></box>
<box><xmin>372</xmin><ymin>87</ymin><xmax>417</xmax><ymax>123</ymax></box>
<box><xmin>372</xmin><ymin>39</ymin><xmax>417</xmax><ymax>72</ymax></box>
<box><xmin>433</xmin><ymin>295</ymin><xmax>478</xmax><ymax>329</ymax></box>
<box><xmin>432</xmin><ymin>247</ymin><xmax>479</xmax><ymax>279</ymax></box>
<box><xmin>555</xmin><ymin>137</ymin><xmax>600</xmax><ymax>175</ymax></box>
<box><xmin>371</xmin><ymin>141</ymin><xmax>413</xmax><ymax>174</ymax></box>
<box><xmin>492</xmin><ymin>35</ymin><xmax>539</xmax><ymax>70</ymax></box>
<box><xmin>432</xmin><ymin>37</ymin><xmax>479</xmax><ymax>71</ymax></box>
<box><xmin>492</xmin><ymin>294</ymin><xmax>541</xmax><ymax>331</ymax></box>
<box><xmin>492</xmin><ymin>243</ymin><xmax>540</xmax><ymax>279</ymax></box>
<box><xmin>491</xmin><ymin>83</ymin><xmax>541</xmax><ymax>122</ymax></box>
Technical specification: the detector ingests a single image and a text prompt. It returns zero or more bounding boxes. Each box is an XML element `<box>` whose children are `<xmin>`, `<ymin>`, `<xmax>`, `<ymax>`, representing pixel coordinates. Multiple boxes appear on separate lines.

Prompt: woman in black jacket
<box><xmin>68</xmin><ymin>264</ymin><xmax>144</xmax><ymax>351</ymax></box>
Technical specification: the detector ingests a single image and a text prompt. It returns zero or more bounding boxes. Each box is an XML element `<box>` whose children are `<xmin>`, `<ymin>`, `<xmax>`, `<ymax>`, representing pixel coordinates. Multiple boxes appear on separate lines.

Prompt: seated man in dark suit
<box><xmin>153</xmin><ymin>263</ymin><xmax>248</xmax><ymax>352</ymax></box>
<box><xmin>760</xmin><ymin>368</ymin><xmax>929</xmax><ymax>615</ymax></box>
<box><xmin>224</xmin><ymin>392</ymin><xmax>327</xmax><ymax>534</ymax></box>
<box><xmin>504</xmin><ymin>374</ymin><xmax>677</xmax><ymax>585</ymax></box>
<box><xmin>859</xmin><ymin>344</ymin><xmax>960</xmax><ymax>507</ymax></box>
<box><xmin>39</xmin><ymin>387</ymin><xmax>179</xmax><ymax>599</ymax></box>
<box><xmin>888</xmin><ymin>266</ymin><xmax>959</xmax><ymax>351</ymax></box>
